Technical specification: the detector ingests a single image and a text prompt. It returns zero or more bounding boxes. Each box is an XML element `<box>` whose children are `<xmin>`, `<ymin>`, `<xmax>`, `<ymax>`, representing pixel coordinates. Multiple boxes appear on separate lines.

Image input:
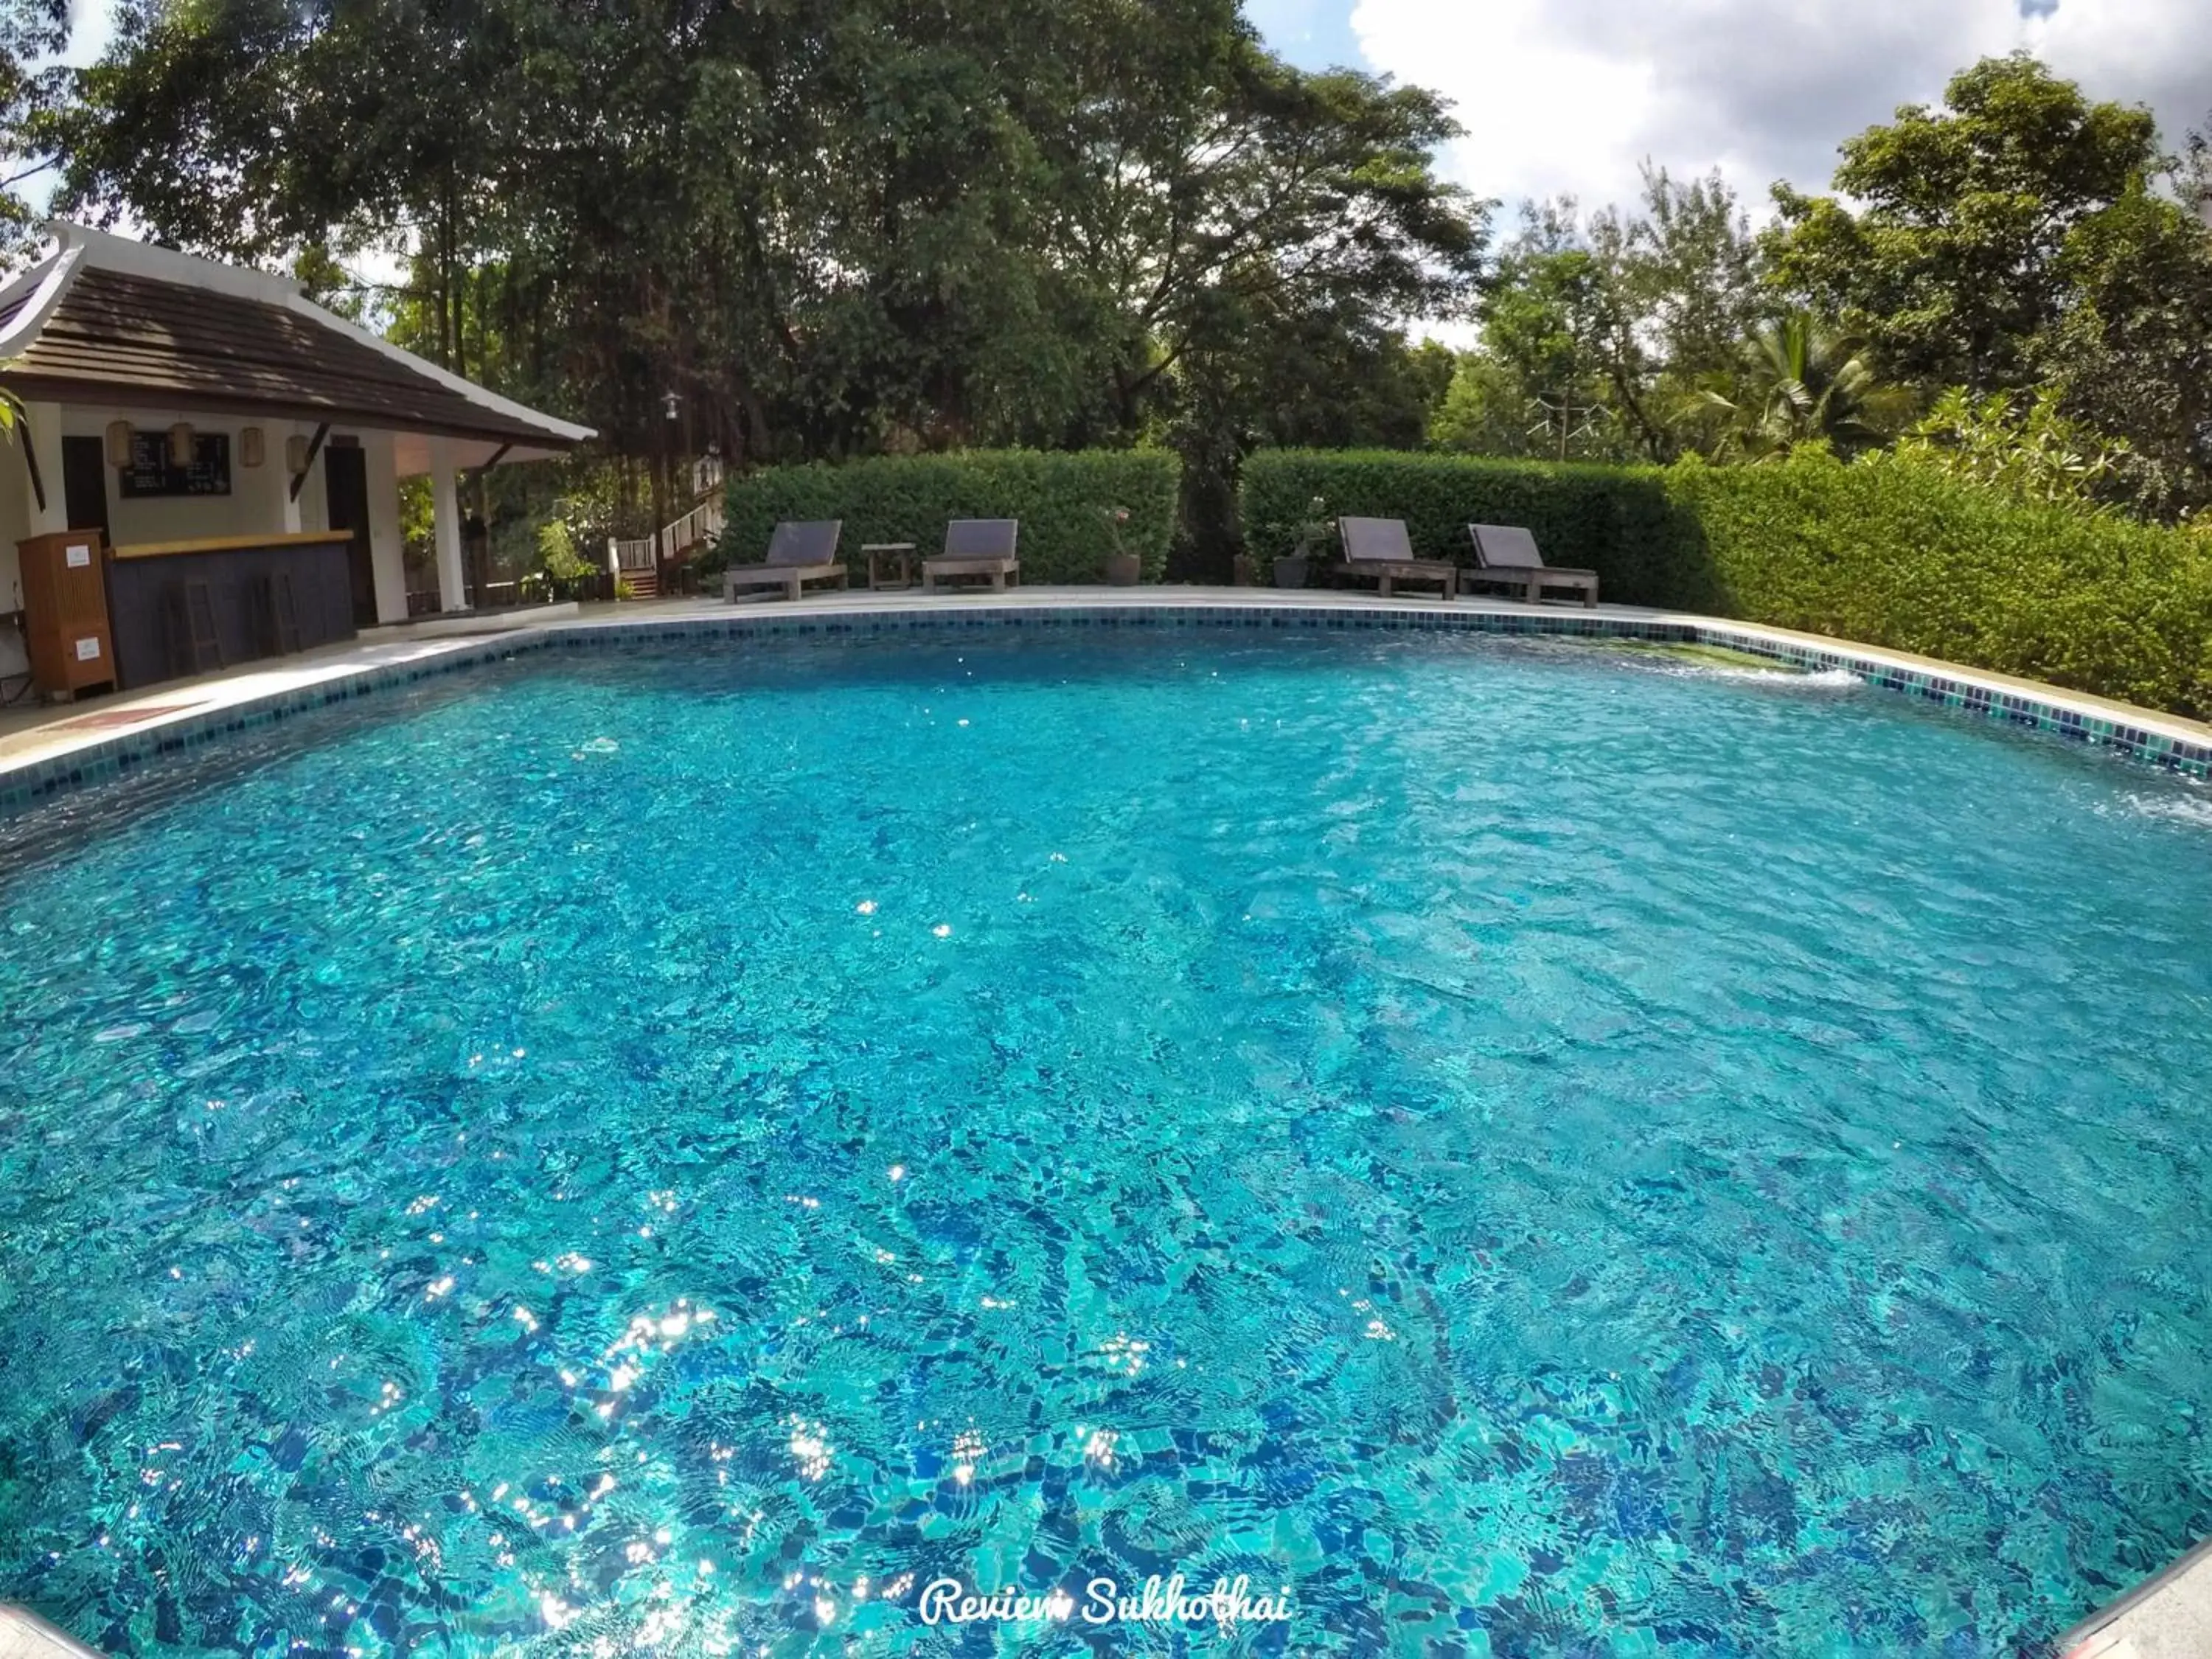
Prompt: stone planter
<box><xmin>1104</xmin><ymin>552</ymin><xmax>1142</xmax><ymax>586</ymax></box>
<box><xmin>1274</xmin><ymin>556</ymin><xmax>1310</xmax><ymax>589</ymax></box>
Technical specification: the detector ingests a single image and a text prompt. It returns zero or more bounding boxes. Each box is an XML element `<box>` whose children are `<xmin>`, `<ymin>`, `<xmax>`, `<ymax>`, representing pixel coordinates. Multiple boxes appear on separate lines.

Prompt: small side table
<box><xmin>864</xmin><ymin>543</ymin><xmax>918</xmax><ymax>590</ymax></box>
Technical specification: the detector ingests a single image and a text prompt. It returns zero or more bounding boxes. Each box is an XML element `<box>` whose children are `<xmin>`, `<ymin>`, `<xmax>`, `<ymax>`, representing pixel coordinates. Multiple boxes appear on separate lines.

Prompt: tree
<box><xmin>0</xmin><ymin>0</ymin><xmax>69</xmax><ymax>261</ymax></box>
<box><xmin>1604</xmin><ymin>166</ymin><xmax>1762</xmax><ymax>381</ymax></box>
<box><xmin>1765</xmin><ymin>55</ymin><xmax>2163</xmax><ymax>394</ymax></box>
<box><xmin>2037</xmin><ymin>174</ymin><xmax>2212</xmax><ymax>518</ymax></box>
<box><xmin>1430</xmin><ymin>170</ymin><xmax>1764</xmax><ymax>466</ymax></box>
<box><xmin>46</xmin><ymin>0</ymin><xmax>1482</xmax><ymax>572</ymax></box>
<box><xmin>1691</xmin><ymin>314</ymin><xmax>1912</xmax><ymax>461</ymax></box>
<box><xmin>1893</xmin><ymin>386</ymin><xmax>2132</xmax><ymax>515</ymax></box>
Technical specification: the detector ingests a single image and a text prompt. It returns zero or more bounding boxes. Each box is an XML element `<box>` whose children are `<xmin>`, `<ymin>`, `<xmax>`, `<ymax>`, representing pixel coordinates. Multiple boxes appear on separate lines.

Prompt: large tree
<box><xmin>44</xmin><ymin>0</ymin><xmax>1482</xmax><ymax>565</ymax></box>
<box><xmin>1432</xmin><ymin>170</ymin><xmax>1761</xmax><ymax>464</ymax></box>
<box><xmin>0</xmin><ymin>0</ymin><xmax>69</xmax><ymax>259</ymax></box>
<box><xmin>1764</xmin><ymin>55</ymin><xmax>2212</xmax><ymax>515</ymax></box>
<box><xmin>1765</xmin><ymin>54</ymin><xmax>2162</xmax><ymax>394</ymax></box>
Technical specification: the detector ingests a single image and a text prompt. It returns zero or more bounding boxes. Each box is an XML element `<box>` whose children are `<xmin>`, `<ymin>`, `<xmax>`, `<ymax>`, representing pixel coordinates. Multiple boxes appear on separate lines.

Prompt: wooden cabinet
<box><xmin>16</xmin><ymin>529</ymin><xmax>116</xmax><ymax>698</ymax></box>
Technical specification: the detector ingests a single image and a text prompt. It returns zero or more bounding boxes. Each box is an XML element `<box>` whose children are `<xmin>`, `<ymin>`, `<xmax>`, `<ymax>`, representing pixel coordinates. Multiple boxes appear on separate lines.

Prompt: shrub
<box><xmin>1242</xmin><ymin>447</ymin><xmax>2212</xmax><ymax>717</ymax></box>
<box><xmin>714</xmin><ymin>450</ymin><xmax>1182</xmax><ymax>585</ymax></box>
<box><xmin>1674</xmin><ymin>451</ymin><xmax>2212</xmax><ymax>717</ymax></box>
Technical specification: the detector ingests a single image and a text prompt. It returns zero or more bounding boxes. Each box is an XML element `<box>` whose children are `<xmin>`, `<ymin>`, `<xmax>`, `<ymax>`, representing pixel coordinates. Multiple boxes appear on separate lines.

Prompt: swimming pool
<box><xmin>3</xmin><ymin>625</ymin><xmax>2210</xmax><ymax>1655</ymax></box>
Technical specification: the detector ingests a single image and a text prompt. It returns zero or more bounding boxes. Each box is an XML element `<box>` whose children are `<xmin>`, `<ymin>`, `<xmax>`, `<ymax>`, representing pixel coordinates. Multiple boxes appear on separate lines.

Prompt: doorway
<box><xmin>323</xmin><ymin>444</ymin><xmax>377</xmax><ymax>626</ymax></box>
<box><xmin>60</xmin><ymin>435</ymin><xmax>112</xmax><ymax>545</ymax></box>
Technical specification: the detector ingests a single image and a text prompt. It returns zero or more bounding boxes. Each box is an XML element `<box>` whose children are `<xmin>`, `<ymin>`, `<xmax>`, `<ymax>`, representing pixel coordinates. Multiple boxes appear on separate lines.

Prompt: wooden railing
<box><xmin>605</xmin><ymin>479</ymin><xmax>726</xmax><ymax>585</ymax></box>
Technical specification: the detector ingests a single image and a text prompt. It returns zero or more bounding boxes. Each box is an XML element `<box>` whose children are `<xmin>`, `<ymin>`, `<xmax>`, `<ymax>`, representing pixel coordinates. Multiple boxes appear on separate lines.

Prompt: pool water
<box><xmin>4</xmin><ymin>627</ymin><xmax>2211</xmax><ymax>1657</ymax></box>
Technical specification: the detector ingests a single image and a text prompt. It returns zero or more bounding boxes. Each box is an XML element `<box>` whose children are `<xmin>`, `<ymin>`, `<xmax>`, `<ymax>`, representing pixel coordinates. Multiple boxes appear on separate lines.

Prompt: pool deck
<box><xmin>2057</xmin><ymin>1534</ymin><xmax>2212</xmax><ymax>1659</ymax></box>
<box><xmin>0</xmin><ymin>1606</ymin><xmax>102</xmax><ymax>1659</ymax></box>
<box><xmin>4</xmin><ymin>585</ymin><xmax>2212</xmax><ymax>800</ymax></box>
<box><xmin>2</xmin><ymin>582</ymin><xmax>2211</xmax><ymax>1650</ymax></box>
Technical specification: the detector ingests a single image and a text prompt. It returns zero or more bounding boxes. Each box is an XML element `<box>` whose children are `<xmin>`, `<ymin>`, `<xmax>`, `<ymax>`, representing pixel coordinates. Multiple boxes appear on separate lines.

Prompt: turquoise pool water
<box><xmin>3</xmin><ymin>627</ymin><xmax>2211</xmax><ymax>1657</ymax></box>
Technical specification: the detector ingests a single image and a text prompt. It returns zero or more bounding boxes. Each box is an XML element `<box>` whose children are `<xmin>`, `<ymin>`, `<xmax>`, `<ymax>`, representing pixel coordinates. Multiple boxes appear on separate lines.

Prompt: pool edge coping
<box><xmin>0</xmin><ymin>1604</ymin><xmax>102</xmax><ymax>1659</ymax></box>
<box><xmin>2057</xmin><ymin>1531</ymin><xmax>2212</xmax><ymax>1657</ymax></box>
<box><xmin>5</xmin><ymin>591</ymin><xmax>2210</xmax><ymax>821</ymax></box>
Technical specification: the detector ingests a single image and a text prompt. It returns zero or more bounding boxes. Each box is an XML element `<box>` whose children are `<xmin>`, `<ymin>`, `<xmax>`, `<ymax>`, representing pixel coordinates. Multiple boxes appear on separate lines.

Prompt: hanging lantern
<box><xmin>239</xmin><ymin>426</ymin><xmax>265</xmax><ymax>468</ymax></box>
<box><xmin>285</xmin><ymin>434</ymin><xmax>310</xmax><ymax>476</ymax></box>
<box><xmin>103</xmin><ymin>420</ymin><xmax>133</xmax><ymax>469</ymax></box>
<box><xmin>167</xmin><ymin>422</ymin><xmax>195</xmax><ymax>467</ymax></box>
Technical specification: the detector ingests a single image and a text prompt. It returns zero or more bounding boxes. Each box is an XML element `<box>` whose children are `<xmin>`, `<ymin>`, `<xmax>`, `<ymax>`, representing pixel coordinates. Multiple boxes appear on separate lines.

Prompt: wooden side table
<box><xmin>863</xmin><ymin>543</ymin><xmax>918</xmax><ymax>590</ymax></box>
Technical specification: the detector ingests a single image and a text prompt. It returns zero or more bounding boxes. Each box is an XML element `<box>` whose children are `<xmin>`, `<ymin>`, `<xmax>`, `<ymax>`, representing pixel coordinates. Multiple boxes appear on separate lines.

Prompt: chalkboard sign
<box><xmin>118</xmin><ymin>431</ymin><xmax>231</xmax><ymax>498</ymax></box>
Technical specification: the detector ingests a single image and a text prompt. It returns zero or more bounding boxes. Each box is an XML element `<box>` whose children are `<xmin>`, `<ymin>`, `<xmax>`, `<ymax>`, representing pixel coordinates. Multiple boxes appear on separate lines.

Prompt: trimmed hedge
<box><xmin>1242</xmin><ymin>450</ymin><xmax>1714</xmax><ymax>609</ymax></box>
<box><xmin>714</xmin><ymin>450</ymin><xmax>1182</xmax><ymax>585</ymax></box>
<box><xmin>1242</xmin><ymin>448</ymin><xmax>2212</xmax><ymax>718</ymax></box>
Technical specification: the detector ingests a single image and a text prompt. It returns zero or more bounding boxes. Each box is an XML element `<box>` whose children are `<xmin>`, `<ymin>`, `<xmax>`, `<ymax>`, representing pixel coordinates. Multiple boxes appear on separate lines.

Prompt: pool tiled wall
<box><xmin>4</xmin><ymin>600</ymin><xmax>2208</xmax><ymax>820</ymax></box>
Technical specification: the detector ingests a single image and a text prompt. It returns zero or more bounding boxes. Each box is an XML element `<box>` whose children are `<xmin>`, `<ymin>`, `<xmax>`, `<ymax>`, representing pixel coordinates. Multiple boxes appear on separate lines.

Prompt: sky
<box><xmin>1248</xmin><ymin>0</ymin><xmax>2212</xmax><ymax>220</ymax></box>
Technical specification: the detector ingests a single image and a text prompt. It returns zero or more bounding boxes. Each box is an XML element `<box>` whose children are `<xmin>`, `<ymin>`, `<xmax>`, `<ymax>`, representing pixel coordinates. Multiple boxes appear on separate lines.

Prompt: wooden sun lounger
<box><xmin>725</xmin><ymin>520</ymin><xmax>849</xmax><ymax>602</ymax></box>
<box><xmin>1332</xmin><ymin>516</ymin><xmax>1456</xmax><ymax>599</ymax></box>
<box><xmin>924</xmin><ymin>519</ymin><xmax>1020</xmax><ymax>591</ymax></box>
<box><xmin>1462</xmin><ymin>524</ymin><xmax>1599</xmax><ymax>607</ymax></box>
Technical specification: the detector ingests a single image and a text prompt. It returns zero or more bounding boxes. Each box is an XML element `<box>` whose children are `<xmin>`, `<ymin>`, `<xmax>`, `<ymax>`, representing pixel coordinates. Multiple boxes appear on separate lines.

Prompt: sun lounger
<box><xmin>1462</xmin><ymin>524</ymin><xmax>1599</xmax><ymax>607</ymax></box>
<box><xmin>1332</xmin><ymin>517</ymin><xmax>1456</xmax><ymax>599</ymax></box>
<box><xmin>725</xmin><ymin>520</ymin><xmax>848</xmax><ymax>602</ymax></box>
<box><xmin>924</xmin><ymin>519</ymin><xmax>1020</xmax><ymax>591</ymax></box>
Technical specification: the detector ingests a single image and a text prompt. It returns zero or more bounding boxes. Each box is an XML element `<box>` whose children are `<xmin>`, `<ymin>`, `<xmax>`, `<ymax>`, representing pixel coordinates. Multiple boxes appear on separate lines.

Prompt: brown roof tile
<box><xmin>0</xmin><ymin>267</ymin><xmax>582</xmax><ymax>448</ymax></box>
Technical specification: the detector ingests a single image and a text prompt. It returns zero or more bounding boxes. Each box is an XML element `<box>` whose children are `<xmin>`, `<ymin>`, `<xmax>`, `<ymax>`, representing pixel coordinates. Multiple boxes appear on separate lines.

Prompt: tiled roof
<box><xmin>0</xmin><ymin>226</ymin><xmax>590</xmax><ymax>450</ymax></box>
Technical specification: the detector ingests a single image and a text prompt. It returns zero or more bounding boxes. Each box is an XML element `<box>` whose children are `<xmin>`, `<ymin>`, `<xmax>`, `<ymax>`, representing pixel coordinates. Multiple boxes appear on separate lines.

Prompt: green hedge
<box><xmin>1239</xmin><ymin>450</ymin><xmax>1715</xmax><ymax>609</ymax></box>
<box><xmin>713</xmin><ymin>450</ymin><xmax>1182</xmax><ymax>585</ymax></box>
<box><xmin>1241</xmin><ymin>448</ymin><xmax>2212</xmax><ymax>718</ymax></box>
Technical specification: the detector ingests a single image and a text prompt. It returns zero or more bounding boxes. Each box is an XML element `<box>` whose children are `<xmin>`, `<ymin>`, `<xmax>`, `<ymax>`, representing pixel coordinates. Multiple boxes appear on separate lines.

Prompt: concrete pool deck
<box><xmin>2058</xmin><ymin>1534</ymin><xmax>2212</xmax><ymax>1658</ymax></box>
<box><xmin>0</xmin><ymin>1605</ymin><xmax>102</xmax><ymax>1659</ymax></box>
<box><xmin>1</xmin><ymin>582</ymin><xmax>2211</xmax><ymax>1650</ymax></box>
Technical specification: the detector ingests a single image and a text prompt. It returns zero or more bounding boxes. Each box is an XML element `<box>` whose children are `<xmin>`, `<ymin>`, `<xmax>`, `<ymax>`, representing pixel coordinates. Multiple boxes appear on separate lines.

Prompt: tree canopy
<box><xmin>11</xmin><ymin>16</ymin><xmax>2212</xmax><ymax>546</ymax></box>
<box><xmin>1435</xmin><ymin>55</ymin><xmax>2212</xmax><ymax>519</ymax></box>
<box><xmin>35</xmin><ymin>0</ymin><xmax>1484</xmax><ymax>571</ymax></box>
<box><xmin>1766</xmin><ymin>55</ymin><xmax>2165</xmax><ymax>394</ymax></box>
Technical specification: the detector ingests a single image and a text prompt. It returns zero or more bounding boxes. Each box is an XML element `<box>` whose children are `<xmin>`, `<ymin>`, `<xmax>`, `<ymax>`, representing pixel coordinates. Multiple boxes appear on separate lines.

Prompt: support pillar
<box><xmin>257</xmin><ymin>420</ymin><xmax>303</xmax><ymax>536</ymax></box>
<box><xmin>364</xmin><ymin>432</ymin><xmax>407</xmax><ymax>624</ymax></box>
<box><xmin>430</xmin><ymin>437</ymin><xmax>466</xmax><ymax>613</ymax></box>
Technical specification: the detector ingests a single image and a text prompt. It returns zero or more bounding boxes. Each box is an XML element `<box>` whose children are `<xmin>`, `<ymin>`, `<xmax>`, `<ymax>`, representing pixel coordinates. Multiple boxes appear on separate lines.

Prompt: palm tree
<box><xmin>1691</xmin><ymin>313</ymin><xmax>1913</xmax><ymax>459</ymax></box>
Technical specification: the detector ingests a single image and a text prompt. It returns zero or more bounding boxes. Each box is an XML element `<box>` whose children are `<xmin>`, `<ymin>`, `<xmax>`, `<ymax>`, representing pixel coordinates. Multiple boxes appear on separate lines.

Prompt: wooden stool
<box><xmin>167</xmin><ymin>580</ymin><xmax>225</xmax><ymax>676</ymax></box>
<box><xmin>255</xmin><ymin>570</ymin><xmax>302</xmax><ymax>655</ymax></box>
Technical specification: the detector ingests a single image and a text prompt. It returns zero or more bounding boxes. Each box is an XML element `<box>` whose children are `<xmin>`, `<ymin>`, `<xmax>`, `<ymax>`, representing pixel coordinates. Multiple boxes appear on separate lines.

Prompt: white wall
<box><xmin>4</xmin><ymin>403</ymin><xmax>417</xmax><ymax>630</ymax></box>
<box><xmin>54</xmin><ymin>407</ymin><xmax>334</xmax><ymax>548</ymax></box>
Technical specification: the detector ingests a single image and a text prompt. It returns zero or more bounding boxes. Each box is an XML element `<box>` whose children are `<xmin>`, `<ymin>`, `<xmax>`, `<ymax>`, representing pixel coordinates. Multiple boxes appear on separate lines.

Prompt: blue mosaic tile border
<box><xmin>1686</xmin><ymin>622</ymin><xmax>2212</xmax><ymax>775</ymax></box>
<box><xmin>3</xmin><ymin>602</ymin><xmax>2206</xmax><ymax>821</ymax></box>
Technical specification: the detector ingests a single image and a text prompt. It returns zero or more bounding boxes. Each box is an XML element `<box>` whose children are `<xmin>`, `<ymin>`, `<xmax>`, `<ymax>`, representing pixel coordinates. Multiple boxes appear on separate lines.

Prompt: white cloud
<box><xmin>1349</xmin><ymin>0</ymin><xmax>2212</xmax><ymax>218</ymax></box>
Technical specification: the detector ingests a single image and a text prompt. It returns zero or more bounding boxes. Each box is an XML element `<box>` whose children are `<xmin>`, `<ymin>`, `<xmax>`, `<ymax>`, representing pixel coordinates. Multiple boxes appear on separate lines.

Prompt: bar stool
<box><xmin>166</xmin><ymin>580</ymin><xmax>224</xmax><ymax>676</ymax></box>
<box><xmin>255</xmin><ymin>570</ymin><xmax>302</xmax><ymax>655</ymax></box>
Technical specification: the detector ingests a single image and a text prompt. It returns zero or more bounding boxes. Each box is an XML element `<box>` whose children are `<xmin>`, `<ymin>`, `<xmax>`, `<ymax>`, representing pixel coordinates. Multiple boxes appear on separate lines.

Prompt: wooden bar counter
<box><xmin>104</xmin><ymin>529</ymin><xmax>358</xmax><ymax>690</ymax></box>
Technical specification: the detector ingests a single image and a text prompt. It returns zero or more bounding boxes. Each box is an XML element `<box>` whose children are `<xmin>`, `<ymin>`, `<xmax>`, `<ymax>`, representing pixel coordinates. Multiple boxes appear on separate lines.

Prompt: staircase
<box><xmin>607</xmin><ymin>456</ymin><xmax>726</xmax><ymax>599</ymax></box>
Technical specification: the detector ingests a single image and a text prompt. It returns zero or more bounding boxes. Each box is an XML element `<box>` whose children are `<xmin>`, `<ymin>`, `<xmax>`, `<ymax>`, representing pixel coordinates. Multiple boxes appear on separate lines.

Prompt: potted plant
<box><xmin>1099</xmin><ymin>504</ymin><xmax>1141</xmax><ymax>585</ymax></box>
<box><xmin>1276</xmin><ymin>495</ymin><xmax>1332</xmax><ymax>588</ymax></box>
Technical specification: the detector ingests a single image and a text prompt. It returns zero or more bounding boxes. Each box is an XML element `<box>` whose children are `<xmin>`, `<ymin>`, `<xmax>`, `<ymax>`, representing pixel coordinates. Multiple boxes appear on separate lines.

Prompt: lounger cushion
<box><xmin>764</xmin><ymin>520</ymin><xmax>843</xmax><ymax>566</ymax></box>
<box><xmin>1469</xmin><ymin>524</ymin><xmax>1546</xmax><ymax>570</ymax></box>
<box><xmin>944</xmin><ymin>519</ymin><xmax>1019</xmax><ymax>559</ymax></box>
<box><xmin>1340</xmin><ymin>517</ymin><xmax>1419</xmax><ymax>563</ymax></box>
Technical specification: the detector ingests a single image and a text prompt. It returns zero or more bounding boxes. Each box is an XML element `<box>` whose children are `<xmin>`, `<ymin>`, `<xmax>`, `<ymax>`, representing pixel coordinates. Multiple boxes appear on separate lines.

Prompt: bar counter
<box><xmin>104</xmin><ymin>529</ymin><xmax>358</xmax><ymax>689</ymax></box>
